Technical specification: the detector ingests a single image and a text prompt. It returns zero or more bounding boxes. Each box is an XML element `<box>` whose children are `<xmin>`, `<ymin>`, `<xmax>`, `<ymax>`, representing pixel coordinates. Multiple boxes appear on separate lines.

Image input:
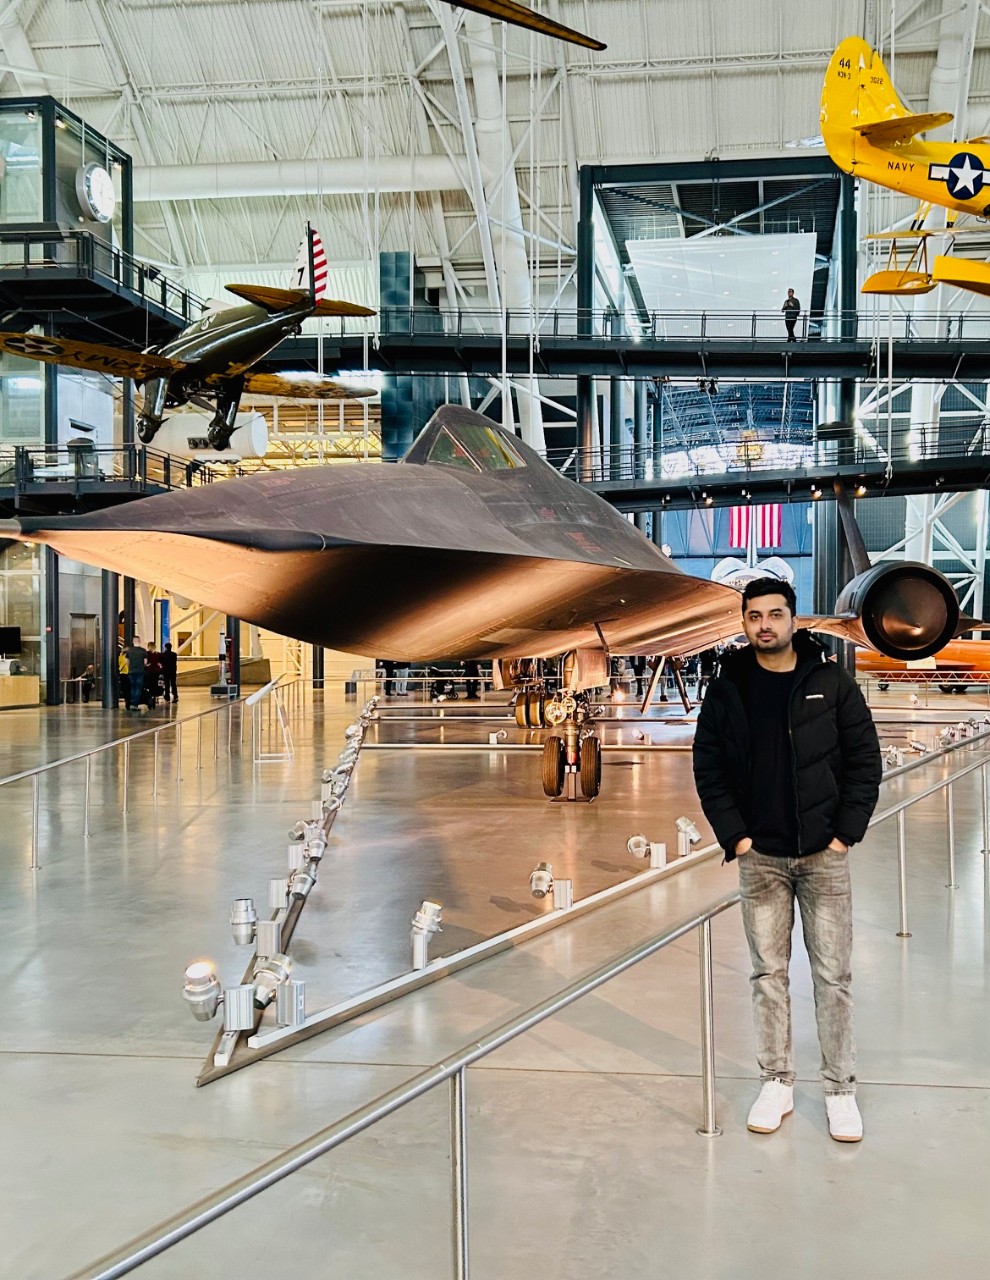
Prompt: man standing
<box><xmin>781</xmin><ymin>288</ymin><xmax>801</xmax><ymax>341</ymax></box>
<box><xmin>692</xmin><ymin>578</ymin><xmax>881</xmax><ymax>1142</ymax></box>
<box><xmin>161</xmin><ymin>642</ymin><xmax>179</xmax><ymax>703</ymax></box>
<box><xmin>121</xmin><ymin>637</ymin><xmax>147</xmax><ymax>710</ymax></box>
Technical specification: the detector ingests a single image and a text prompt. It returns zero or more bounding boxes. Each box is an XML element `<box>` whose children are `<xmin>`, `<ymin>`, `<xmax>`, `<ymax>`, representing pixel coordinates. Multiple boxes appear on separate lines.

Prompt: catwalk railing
<box><xmin>0</xmin><ymin>228</ymin><xmax>204</xmax><ymax>326</ymax></box>
<box><xmin>0</xmin><ymin>442</ymin><xmax>250</xmax><ymax>496</ymax></box>
<box><xmin>65</xmin><ymin>731</ymin><xmax>990</xmax><ymax>1280</ymax></box>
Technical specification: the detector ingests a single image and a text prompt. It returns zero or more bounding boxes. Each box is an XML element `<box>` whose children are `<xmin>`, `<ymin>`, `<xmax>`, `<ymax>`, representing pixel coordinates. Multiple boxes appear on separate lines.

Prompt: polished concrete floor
<box><xmin>1</xmin><ymin>686</ymin><xmax>989</xmax><ymax>1278</ymax></box>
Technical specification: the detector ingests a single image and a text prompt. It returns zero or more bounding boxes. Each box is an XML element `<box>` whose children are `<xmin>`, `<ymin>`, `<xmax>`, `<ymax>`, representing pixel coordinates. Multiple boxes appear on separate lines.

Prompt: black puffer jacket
<box><xmin>692</xmin><ymin>631</ymin><xmax>881</xmax><ymax>860</ymax></box>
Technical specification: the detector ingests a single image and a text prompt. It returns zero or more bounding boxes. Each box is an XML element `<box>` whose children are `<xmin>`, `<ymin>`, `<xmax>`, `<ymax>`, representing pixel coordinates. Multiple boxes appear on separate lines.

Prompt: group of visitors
<box><xmin>117</xmin><ymin>638</ymin><xmax>178</xmax><ymax>710</ymax></box>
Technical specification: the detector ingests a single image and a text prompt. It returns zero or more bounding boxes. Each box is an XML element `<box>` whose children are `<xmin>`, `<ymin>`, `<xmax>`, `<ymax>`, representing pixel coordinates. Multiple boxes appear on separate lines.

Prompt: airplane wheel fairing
<box><xmin>527</xmin><ymin>688</ymin><xmax>545</xmax><ymax>728</ymax></box>
<box><xmin>515</xmin><ymin>697</ymin><xmax>528</xmax><ymax>728</ymax></box>
<box><xmin>542</xmin><ymin>737</ymin><xmax>565</xmax><ymax>797</ymax></box>
<box><xmin>580</xmin><ymin>736</ymin><xmax>601</xmax><ymax>798</ymax></box>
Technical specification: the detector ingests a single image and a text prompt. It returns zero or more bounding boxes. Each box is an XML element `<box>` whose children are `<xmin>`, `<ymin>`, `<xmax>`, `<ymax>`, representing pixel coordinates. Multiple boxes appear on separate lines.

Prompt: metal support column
<box><xmin>101</xmin><ymin>570</ymin><xmax>118</xmax><ymax>709</ymax></box>
<box><xmin>43</xmin><ymin>545</ymin><xmax>60</xmax><ymax>705</ymax></box>
<box><xmin>814</xmin><ymin>381</ymin><xmax>855</xmax><ymax>673</ymax></box>
<box><xmin>122</xmin><ymin>577</ymin><xmax>136</xmax><ymax>647</ymax></box>
<box><xmin>312</xmin><ymin>645</ymin><xmax>325</xmax><ymax>691</ymax></box>
<box><xmin>576</xmin><ymin>166</ymin><xmax>595</xmax><ymax>481</ymax></box>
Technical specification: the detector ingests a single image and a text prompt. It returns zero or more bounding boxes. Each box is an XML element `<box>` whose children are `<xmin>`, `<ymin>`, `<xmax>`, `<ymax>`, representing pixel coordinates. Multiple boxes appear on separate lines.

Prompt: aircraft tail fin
<box><xmin>292</xmin><ymin>224</ymin><xmax>328</xmax><ymax>301</ymax></box>
<box><xmin>821</xmin><ymin>37</ymin><xmax>949</xmax><ymax>169</ymax></box>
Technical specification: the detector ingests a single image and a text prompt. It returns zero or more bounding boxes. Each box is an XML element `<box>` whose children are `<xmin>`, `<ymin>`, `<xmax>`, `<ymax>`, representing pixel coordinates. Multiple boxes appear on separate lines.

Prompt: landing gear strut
<box><xmin>206</xmin><ymin>379</ymin><xmax>244</xmax><ymax>451</ymax></box>
<box><xmin>541</xmin><ymin>690</ymin><xmax>601</xmax><ymax>800</ymax></box>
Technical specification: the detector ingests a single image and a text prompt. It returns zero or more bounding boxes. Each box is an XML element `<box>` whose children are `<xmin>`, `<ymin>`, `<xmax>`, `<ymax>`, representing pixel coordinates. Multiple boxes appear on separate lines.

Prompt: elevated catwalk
<box><xmin>1</xmin><ymin>689</ymin><xmax>988</xmax><ymax>1277</ymax></box>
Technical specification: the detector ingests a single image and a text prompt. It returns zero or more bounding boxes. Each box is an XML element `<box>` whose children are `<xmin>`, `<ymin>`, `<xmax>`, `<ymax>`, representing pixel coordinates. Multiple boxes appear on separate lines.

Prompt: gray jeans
<box><xmin>738</xmin><ymin>847</ymin><xmax>856</xmax><ymax>1095</ymax></box>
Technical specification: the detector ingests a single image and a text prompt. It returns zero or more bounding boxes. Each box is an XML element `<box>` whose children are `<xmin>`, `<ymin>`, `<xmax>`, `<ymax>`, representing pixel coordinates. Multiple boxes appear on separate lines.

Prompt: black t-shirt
<box><xmin>782</xmin><ymin>296</ymin><xmax>800</xmax><ymax>314</ymax></box>
<box><xmin>745</xmin><ymin>663</ymin><xmax>799</xmax><ymax>855</ymax></box>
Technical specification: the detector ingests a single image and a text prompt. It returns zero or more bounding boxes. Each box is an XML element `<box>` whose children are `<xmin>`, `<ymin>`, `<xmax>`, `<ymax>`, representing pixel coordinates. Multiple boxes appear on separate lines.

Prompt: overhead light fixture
<box><xmin>854</xmin><ymin>484</ymin><xmax>867</xmax><ymax>497</ymax></box>
<box><xmin>811</xmin><ymin>485</ymin><xmax>823</xmax><ymax>499</ymax></box>
<box><xmin>182</xmin><ymin>961</ymin><xmax>222</xmax><ymax>1021</ymax></box>
<box><xmin>54</xmin><ymin>116</ymin><xmax>67</xmax><ymax>130</ymax></box>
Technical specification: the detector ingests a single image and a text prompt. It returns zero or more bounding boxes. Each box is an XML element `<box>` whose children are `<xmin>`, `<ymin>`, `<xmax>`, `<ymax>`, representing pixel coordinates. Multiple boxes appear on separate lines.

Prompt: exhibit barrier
<box><xmin>65</xmin><ymin>731</ymin><xmax>990</xmax><ymax>1280</ymax></box>
<box><xmin>0</xmin><ymin>679</ymin><xmax>314</xmax><ymax>869</ymax></box>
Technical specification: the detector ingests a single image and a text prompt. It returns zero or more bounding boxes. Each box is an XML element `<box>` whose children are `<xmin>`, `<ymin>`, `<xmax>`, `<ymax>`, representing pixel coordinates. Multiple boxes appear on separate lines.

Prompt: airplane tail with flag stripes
<box><xmin>226</xmin><ymin>225</ymin><xmax>375</xmax><ymax>318</ymax></box>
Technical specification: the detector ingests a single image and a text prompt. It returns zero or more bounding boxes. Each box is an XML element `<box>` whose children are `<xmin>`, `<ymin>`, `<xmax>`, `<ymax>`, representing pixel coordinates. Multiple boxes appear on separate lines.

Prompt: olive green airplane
<box><xmin>0</xmin><ymin>226</ymin><xmax>376</xmax><ymax>451</ymax></box>
<box><xmin>821</xmin><ymin>35</ymin><xmax>990</xmax><ymax>297</ymax></box>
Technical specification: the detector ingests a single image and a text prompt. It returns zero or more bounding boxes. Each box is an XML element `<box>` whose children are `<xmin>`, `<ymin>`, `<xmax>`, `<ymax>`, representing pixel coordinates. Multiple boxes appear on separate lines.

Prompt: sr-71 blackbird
<box><xmin>0</xmin><ymin>406</ymin><xmax>967</xmax><ymax>798</ymax></box>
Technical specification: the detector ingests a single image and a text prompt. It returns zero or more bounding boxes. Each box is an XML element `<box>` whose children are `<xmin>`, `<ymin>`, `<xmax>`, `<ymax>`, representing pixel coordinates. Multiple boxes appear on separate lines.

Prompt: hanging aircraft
<box><xmin>821</xmin><ymin>36</ymin><xmax>990</xmax><ymax>296</ymax></box>
<box><xmin>0</xmin><ymin>406</ymin><xmax>971</xmax><ymax>799</ymax></box>
<box><xmin>0</xmin><ymin>227</ymin><xmax>376</xmax><ymax>452</ymax></box>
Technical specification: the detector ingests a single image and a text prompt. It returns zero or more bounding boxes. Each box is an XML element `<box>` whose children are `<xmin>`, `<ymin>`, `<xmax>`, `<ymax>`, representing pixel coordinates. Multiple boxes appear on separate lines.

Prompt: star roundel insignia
<box><xmin>3</xmin><ymin>336</ymin><xmax>64</xmax><ymax>357</ymax></box>
<box><xmin>946</xmin><ymin>152</ymin><xmax>985</xmax><ymax>200</ymax></box>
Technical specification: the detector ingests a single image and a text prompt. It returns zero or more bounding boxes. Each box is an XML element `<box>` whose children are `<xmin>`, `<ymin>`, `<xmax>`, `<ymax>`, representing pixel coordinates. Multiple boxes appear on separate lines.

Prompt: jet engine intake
<box><xmin>834</xmin><ymin>561</ymin><xmax>960</xmax><ymax>661</ymax></box>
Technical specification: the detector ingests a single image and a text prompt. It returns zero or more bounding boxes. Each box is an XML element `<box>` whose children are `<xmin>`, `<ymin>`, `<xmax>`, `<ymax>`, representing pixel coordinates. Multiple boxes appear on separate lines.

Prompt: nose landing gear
<box><xmin>541</xmin><ymin>691</ymin><xmax>601</xmax><ymax>800</ymax></box>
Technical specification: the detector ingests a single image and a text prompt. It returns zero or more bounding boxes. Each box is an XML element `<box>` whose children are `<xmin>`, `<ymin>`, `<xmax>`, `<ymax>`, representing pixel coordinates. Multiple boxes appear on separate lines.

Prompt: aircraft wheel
<box><xmin>136</xmin><ymin>419</ymin><xmax>158</xmax><ymax>445</ymax></box>
<box><xmin>542</xmin><ymin>737</ymin><xmax>565</xmax><ymax>797</ymax></box>
<box><xmin>580</xmin><ymin>736</ymin><xmax>602</xmax><ymax>799</ymax></box>
<box><xmin>514</xmin><ymin>695</ymin><xmax>529</xmax><ymax>728</ymax></box>
<box><xmin>877</xmin><ymin>682</ymin><xmax>889</xmax><ymax>692</ymax></box>
<box><xmin>939</xmin><ymin>684</ymin><xmax>954</xmax><ymax>695</ymax></box>
<box><xmin>207</xmin><ymin>425</ymin><xmax>231</xmax><ymax>451</ymax></box>
<box><xmin>527</xmin><ymin>688</ymin><xmax>545</xmax><ymax>728</ymax></box>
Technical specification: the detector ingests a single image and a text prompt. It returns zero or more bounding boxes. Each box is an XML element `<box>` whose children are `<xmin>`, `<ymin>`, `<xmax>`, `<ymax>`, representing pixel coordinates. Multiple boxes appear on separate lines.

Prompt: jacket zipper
<box><xmin>786</xmin><ymin>658</ymin><xmax>822</xmax><ymax>856</ymax></box>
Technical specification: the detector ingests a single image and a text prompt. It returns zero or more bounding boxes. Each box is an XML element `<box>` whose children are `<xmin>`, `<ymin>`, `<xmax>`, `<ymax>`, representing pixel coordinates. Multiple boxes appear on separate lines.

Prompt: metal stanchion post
<box><xmin>31</xmin><ymin>773</ymin><xmax>40</xmax><ymax>869</ymax></box>
<box><xmin>153</xmin><ymin>730</ymin><xmax>159</xmax><ymax>798</ymax></box>
<box><xmin>214</xmin><ymin>710</ymin><xmax>219</xmax><ymax>760</ymax></box>
<box><xmin>696</xmin><ymin>919</ymin><xmax>722</xmax><ymax>1136</ymax></box>
<box><xmin>84</xmin><ymin>755</ymin><xmax>91</xmax><ymax>838</ymax></box>
<box><xmin>946</xmin><ymin>781</ymin><xmax>957</xmax><ymax>888</ymax></box>
<box><xmin>175</xmin><ymin>721</ymin><xmax>183</xmax><ymax>783</ymax></box>
<box><xmin>197</xmin><ymin>717</ymin><xmax>203</xmax><ymax>770</ymax></box>
<box><xmin>896</xmin><ymin>810</ymin><xmax>911</xmax><ymax>937</ymax></box>
<box><xmin>451</xmin><ymin>1068</ymin><xmax>469</xmax><ymax>1280</ymax></box>
<box><xmin>982</xmin><ymin>761</ymin><xmax>989</xmax><ymax>856</ymax></box>
<box><xmin>123</xmin><ymin>740</ymin><xmax>129</xmax><ymax>814</ymax></box>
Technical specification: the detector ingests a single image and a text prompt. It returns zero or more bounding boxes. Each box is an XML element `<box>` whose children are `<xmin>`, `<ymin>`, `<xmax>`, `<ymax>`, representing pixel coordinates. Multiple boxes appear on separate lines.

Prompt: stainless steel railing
<box><xmin>2</xmin><ymin>679</ymin><xmax>312</xmax><ymax>868</ymax></box>
<box><xmin>64</xmin><ymin>736</ymin><xmax>990</xmax><ymax>1280</ymax></box>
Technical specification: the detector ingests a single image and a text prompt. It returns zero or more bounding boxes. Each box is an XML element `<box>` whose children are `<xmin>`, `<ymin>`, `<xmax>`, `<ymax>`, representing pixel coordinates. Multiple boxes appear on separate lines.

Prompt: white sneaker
<box><xmin>826</xmin><ymin>1094</ymin><xmax>863</xmax><ymax>1143</ymax></box>
<box><xmin>746</xmin><ymin>1079</ymin><xmax>794</xmax><ymax>1133</ymax></box>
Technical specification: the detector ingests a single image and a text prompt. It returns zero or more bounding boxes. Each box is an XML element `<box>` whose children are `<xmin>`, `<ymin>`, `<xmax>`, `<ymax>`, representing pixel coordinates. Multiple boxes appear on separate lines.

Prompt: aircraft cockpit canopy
<box><xmin>406</xmin><ymin>419</ymin><xmax>527</xmax><ymax>473</ymax></box>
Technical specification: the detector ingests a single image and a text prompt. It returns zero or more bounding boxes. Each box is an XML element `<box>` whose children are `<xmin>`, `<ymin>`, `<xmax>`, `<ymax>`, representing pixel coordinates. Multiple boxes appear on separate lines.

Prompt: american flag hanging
<box><xmin>729</xmin><ymin>506</ymin><xmax>750</xmax><ymax>550</ymax></box>
<box><xmin>756</xmin><ymin>503</ymin><xmax>782</xmax><ymax>548</ymax></box>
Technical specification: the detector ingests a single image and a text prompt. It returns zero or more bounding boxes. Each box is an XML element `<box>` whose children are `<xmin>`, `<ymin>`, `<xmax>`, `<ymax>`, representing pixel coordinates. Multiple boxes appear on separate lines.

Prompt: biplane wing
<box><xmin>0</xmin><ymin>332</ymin><xmax>183</xmax><ymax>380</ymax></box>
<box><xmin>233</xmin><ymin>371</ymin><xmax>376</xmax><ymax>400</ymax></box>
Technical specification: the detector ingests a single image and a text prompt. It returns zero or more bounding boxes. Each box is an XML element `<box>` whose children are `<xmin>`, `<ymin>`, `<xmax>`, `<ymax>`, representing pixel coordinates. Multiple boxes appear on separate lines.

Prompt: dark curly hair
<box><xmin>741</xmin><ymin>577</ymin><xmax>796</xmax><ymax>615</ymax></box>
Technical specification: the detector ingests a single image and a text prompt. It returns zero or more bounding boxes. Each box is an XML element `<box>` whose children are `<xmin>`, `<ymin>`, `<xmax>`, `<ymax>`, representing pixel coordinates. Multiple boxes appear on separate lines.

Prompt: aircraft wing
<box><xmin>0</xmin><ymin>332</ymin><xmax>182</xmax><ymax>380</ymax></box>
<box><xmin>854</xmin><ymin>111</ymin><xmax>954</xmax><ymax>146</ymax></box>
<box><xmin>447</xmin><ymin>0</ymin><xmax>605</xmax><ymax>49</ymax></box>
<box><xmin>234</xmin><ymin>372</ymin><xmax>376</xmax><ymax>399</ymax></box>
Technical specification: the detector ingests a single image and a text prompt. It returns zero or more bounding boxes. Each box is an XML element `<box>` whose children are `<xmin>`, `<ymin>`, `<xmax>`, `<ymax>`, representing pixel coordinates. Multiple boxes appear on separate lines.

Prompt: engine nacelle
<box><xmin>834</xmin><ymin>561</ymin><xmax>960</xmax><ymax>662</ymax></box>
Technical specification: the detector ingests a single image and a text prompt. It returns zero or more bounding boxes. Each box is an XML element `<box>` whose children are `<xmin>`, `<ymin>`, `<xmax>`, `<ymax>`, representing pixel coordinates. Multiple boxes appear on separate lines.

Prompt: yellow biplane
<box><xmin>821</xmin><ymin>36</ymin><xmax>990</xmax><ymax>296</ymax></box>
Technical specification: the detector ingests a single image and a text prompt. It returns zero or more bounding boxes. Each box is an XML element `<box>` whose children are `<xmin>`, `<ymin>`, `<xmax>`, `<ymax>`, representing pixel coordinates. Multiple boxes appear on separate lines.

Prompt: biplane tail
<box><xmin>821</xmin><ymin>37</ymin><xmax>953</xmax><ymax>170</ymax></box>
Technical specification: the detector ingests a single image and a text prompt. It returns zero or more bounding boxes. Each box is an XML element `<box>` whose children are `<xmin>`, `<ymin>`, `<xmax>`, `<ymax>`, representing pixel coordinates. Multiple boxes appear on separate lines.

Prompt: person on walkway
<box><xmin>461</xmin><ymin>658</ymin><xmax>481</xmax><ymax>700</ymax></box>
<box><xmin>121</xmin><ymin>638</ymin><xmax>147</xmax><ymax>710</ymax></box>
<box><xmin>394</xmin><ymin>663</ymin><xmax>410</xmax><ymax>696</ymax></box>
<box><xmin>143</xmin><ymin>642</ymin><xmax>163</xmax><ymax>707</ymax></box>
<box><xmin>80</xmin><ymin>663</ymin><xmax>96</xmax><ymax>703</ymax></box>
<box><xmin>782</xmin><ymin>288</ymin><xmax>801</xmax><ymax>342</ymax></box>
<box><xmin>161</xmin><ymin>642</ymin><xmax>179</xmax><ymax>703</ymax></box>
<box><xmin>117</xmin><ymin>650</ymin><xmax>130</xmax><ymax>708</ymax></box>
<box><xmin>692</xmin><ymin>578</ymin><xmax>881</xmax><ymax>1143</ymax></box>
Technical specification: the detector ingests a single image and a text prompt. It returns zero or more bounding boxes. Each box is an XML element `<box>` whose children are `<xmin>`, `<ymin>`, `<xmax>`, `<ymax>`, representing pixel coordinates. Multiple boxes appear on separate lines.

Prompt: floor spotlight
<box><xmin>252</xmin><ymin>953</ymin><xmax>293</xmax><ymax>1009</ymax></box>
<box><xmin>675</xmin><ymin>816</ymin><xmax>702</xmax><ymax>858</ymax></box>
<box><xmin>411</xmin><ymin>899</ymin><xmax>443</xmax><ymax>970</ymax></box>
<box><xmin>289</xmin><ymin>866</ymin><xmax>317</xmax><ymax>901</ymax></box>
<box><xmin>529</xmin><ymin>861</ymin><xmax>554</xmax><ymax>898</ymax></box>
<box><xmin>182</xmin><ymin>961</ymin><xmax>222</xmax><ymax>1021</ymax></box>
<box><xmin>230</xmin><ymin>898</ymin><xmax>258</xmax><ymax>946</ymax></box>
<box><xmin>626</xmin><ymin>835</ymin><xmax>667</xmax><ymax>869</ymax></box>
